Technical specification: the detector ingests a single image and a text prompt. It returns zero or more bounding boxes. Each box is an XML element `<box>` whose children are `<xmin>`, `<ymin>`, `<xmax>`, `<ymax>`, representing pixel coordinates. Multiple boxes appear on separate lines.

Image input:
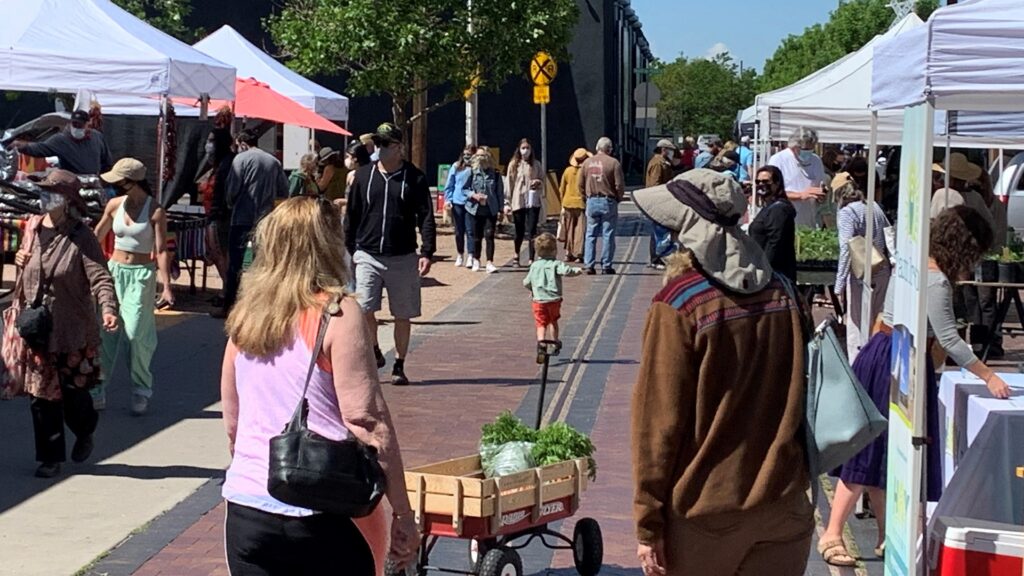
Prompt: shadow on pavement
<box><xmin>0</xmin><ymin>314</ymin><xmax>227</xmax><ymax>515</ymax></box>
<box><xmin>81</xmin><ymin>464</ymin><xmax>225</xmax><ymax>480</ymax></box>
<box><xmin>539</xmin><ymin>566</ymin><xmax>640</xmax><ymax>576</ymax></box>
<box><xmin>415</xmin><ymin>377</ymin><xmax>542</xmax><ymax>387</ymax></box>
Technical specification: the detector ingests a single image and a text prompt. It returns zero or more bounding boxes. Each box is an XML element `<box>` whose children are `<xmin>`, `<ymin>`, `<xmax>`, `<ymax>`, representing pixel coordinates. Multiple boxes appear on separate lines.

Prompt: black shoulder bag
<box><xmin>267</xmin><ymin>303</ymin><xmax>387</xmax><ymax>517</ymax></box>
<box><xmin>16</xmin><ymin>232</ymin><xmax>73</xmax><ymax>351</ymax></box>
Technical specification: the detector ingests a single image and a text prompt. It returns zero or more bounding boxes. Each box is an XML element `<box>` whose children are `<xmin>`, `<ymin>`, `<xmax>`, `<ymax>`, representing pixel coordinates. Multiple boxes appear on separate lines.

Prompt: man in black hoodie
<box><xmin>345</xmin><ymin>122</ymin><xmax>436</xmax><ymax>385</ymax></box>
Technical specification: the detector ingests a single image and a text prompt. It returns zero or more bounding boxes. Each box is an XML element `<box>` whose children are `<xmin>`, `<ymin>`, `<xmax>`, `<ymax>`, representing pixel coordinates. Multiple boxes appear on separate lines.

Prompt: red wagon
<box><xmin>389</xmin><ymin>454</ymin><xmax>602</xmax><ymax>576</ymax></box>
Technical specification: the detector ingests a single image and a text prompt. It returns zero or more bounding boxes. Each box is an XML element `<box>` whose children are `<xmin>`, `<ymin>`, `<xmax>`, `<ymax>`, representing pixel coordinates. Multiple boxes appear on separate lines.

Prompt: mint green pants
<box><xmin>98</xmin><ymin>262</ymin><xmax>158</xmax><ymax>398</ymax></box>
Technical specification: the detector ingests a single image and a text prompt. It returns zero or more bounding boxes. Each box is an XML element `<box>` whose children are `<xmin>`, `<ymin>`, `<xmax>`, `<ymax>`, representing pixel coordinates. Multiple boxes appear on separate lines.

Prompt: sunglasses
<box><xmin>755</xmin><ymin>179</ymin><xmax>773</xmax><ymax>186</ymax></box>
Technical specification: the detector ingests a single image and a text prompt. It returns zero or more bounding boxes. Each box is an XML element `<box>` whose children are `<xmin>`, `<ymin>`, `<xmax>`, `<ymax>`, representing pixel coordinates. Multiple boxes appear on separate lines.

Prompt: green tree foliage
<box><xmin>266</xmin><ymin>0</ymin><xmax>579</xmax><ymax>127</ymax></box>
<box><xmin>654</xmin><ymin>53</ymin><xmax>758</xmax><ymax>138</ymax></box>
<box><xmin>113</xmin><ymin>0</ymin><xmax>196</xmax><ymax>42</ymax></box>
<box><xmin>760</xmin><ymin>0</ymin><xmax>939</xmax><ymax>92</ymax></box>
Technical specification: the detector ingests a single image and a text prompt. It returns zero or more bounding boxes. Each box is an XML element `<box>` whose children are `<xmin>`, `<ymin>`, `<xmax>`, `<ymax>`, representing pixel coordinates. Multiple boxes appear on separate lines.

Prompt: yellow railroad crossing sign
<box><xmin>533</xmin><ymin>85</ymin><xmax>550</xmax><ymax>105</ymax></box>
<box><xmin>530</xmin><ymin>52</ymin><xmax>558</xmax><ymax>86</ymax></box>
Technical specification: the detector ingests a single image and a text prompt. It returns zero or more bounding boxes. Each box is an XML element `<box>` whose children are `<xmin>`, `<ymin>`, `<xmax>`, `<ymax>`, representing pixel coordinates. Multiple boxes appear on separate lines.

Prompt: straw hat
<box><xmin>947</xmin><ymin>152</ymin><xmax>982</xmax><ymax>183</ymax></box>
<box><xmin>569</xmin><ymin>148</ymin><xmax>592</xmax><ymax>167</ymax></box>
<box><xmin>632</xmin><ymin>169</ymin><xmax>772</xmax><ymax>293</ymax></box>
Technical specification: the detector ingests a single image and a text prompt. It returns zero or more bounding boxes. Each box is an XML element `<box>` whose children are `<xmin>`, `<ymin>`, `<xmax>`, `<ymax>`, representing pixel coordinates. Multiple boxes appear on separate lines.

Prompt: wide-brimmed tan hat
<box><xmin>569</xmin><ymin>148</ymin><xmax>592</xmax><ymax>167</ymax></box>
<box><xmin>947</xmin><ymin>152</ymin><xmax>982</xmax><ymax>183</ymax></box>
<box><xmin>101</xmin><ymin>157</ymin><xmax>146</xmax><ymax>183</ymax></box>
<box><xmin>632</xmin><ymin>168</ymin><xmax>772</xmax><ymax>293</ymax></box>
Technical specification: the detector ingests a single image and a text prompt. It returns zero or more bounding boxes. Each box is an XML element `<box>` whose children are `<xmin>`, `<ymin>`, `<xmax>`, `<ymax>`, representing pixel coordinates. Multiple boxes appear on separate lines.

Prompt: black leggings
<box><xmin>30</xmin><ymin>377</ymin><xmax>98</xmax><ymax>463</ymax></box>
<box><xmin>471</xmin><ymin>212</ymin><xmax>498</xmax><ymax>261</ymax></box>
<box><xmin>513</xmin><ymin>207</ymin><xmax>541</xmax><ymax>261</ymax></box>
<box><xmin>225</xmin><ymin>501</ymin><xmax>375</xmax><ymax>576</ymax></box>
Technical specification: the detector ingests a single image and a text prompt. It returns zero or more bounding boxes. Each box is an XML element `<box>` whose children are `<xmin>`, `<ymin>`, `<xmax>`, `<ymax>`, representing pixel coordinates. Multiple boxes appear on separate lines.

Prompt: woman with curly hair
<box><xmin>818</xmin><ymin>205</ymin><xmax>1010</xmax><ymax>568</ymax></box>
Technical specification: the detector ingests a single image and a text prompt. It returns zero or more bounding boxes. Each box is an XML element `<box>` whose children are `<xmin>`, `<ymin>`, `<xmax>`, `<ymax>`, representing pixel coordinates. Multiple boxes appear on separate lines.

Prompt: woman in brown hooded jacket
<box><xmin>630</xmin><ymin>169</ymin><xmax>813</xmax><ymax>576</ymax></box>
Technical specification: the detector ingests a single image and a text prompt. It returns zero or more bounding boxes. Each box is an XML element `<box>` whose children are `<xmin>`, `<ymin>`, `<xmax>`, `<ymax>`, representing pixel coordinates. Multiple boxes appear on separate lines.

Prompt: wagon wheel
<box><xmin>477</xmin><ymin>547</ymin><xmax>522</xmax><ymax>576</ymax></box>
<box><xmin>572</xmin><ymin>518</ymin><xmax>603</xmax><ymax>576</ymax></box>
<box><xmin>469</xmin><ymin>538</ymin><xmax>499</xmax><ymax>572</ymax></box>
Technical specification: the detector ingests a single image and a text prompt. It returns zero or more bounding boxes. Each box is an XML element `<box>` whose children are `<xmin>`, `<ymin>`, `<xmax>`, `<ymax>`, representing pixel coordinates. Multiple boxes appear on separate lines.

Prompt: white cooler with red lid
<box><xmin>930</xmin><ymin>516</ymin><xmax>1024</xmax><ymax>576</ymax></box>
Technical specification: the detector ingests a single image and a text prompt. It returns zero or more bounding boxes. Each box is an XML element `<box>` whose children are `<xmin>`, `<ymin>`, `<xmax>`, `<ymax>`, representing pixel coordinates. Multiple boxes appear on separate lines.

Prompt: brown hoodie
<box><xmin>632</xmin><ymin>265</ymin><xmax>809</xmax><ymax>544</ymax></box>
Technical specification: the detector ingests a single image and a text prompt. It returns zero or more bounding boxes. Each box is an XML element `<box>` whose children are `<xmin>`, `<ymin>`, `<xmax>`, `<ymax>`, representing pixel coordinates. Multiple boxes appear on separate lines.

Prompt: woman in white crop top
<box><xmin>92</xmin><ymin>158</ymin><xmax>172</xmax><ymax>416</ymax></box>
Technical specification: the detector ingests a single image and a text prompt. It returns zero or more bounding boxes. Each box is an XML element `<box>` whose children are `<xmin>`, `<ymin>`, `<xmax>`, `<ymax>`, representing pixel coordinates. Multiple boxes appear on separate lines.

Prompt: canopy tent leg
<box><xmin>862</xmin><ymin>111</ymin><xmax>879</xmax><ymax>349</ymax></box>
<box><xmin>157</xmin><ymin>94</ymin><xmax>168</xmax><ymax>204</ymax></box>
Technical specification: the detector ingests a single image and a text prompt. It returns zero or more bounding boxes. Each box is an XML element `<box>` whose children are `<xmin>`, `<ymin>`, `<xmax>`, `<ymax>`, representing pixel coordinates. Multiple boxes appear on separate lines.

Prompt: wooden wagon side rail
<box><xmin>404</xmin><ymin>455</ymin><xmax>590</xmax><ymax>537</ymax></box>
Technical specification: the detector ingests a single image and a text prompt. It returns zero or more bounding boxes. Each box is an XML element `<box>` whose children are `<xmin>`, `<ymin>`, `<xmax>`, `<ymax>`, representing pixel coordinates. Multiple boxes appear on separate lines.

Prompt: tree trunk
<box><xmin>411</xmin><ymin>78</ymin><xmax>428</xmax><ymax>171</ymax></box>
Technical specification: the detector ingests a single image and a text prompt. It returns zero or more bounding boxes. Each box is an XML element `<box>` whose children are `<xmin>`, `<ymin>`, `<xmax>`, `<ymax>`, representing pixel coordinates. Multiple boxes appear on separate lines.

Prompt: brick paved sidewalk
<box><xmin>120</xmin><ymin>213</ymin><xmax>652</xmax><ymax>576</ymax></box>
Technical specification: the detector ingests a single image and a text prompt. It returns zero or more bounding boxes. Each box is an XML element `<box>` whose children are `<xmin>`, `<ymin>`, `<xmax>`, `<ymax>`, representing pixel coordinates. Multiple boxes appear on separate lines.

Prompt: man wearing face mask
<box><xmin>768</xmin><ymin>127</ymin><xmax>826</xmax><ymax>228</ymax></box>
<box><xmin>346</xmin><ymin>122</ymin><xmax>436</xmax><ymax>386</ymax></box>
<box><xmin>12</xmin><ymin>110</ymin><xmax>112</xmax><ymax>176</ymax></box>
<box><xmin>213</xmin><ymin>130</ymin><xmax>288</xmax><ymax>319</ymax></box>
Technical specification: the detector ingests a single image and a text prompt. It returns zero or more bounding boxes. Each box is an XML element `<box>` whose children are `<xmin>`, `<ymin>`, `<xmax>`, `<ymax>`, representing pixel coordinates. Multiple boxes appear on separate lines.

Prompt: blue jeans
<box><xmin>224</xmin><ymin>225</ymin><xmax>252</xmax><ymax>310</ymax></box>
<box><xmin>584</xmin><ymin>197</ymin><xmax>617</xmax><ymax>269</ymax></box>
<box><xmin>452</xmin><ymin>203</ymin><xmax>474</xmax><ymax>256</ymax></box>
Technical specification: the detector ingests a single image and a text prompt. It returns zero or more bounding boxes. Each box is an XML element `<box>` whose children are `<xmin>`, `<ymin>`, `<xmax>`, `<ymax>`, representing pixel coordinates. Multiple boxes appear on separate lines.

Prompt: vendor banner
<box><xmin>885</xmin><ymin>102</ymin><xmax>934</xmax><ymax>576</ymax></box>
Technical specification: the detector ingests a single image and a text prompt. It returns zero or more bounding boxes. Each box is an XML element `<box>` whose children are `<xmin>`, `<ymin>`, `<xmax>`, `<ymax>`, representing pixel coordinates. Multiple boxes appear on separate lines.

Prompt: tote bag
<box><xmin>780</xmin><ymin>277</ymin><xmax>888</xmax><ymax>477</ymax></box>
<box><xmin>1</xmin><ymin>220</ymin><xmax>38</xmax><ymax>399</ymax></box>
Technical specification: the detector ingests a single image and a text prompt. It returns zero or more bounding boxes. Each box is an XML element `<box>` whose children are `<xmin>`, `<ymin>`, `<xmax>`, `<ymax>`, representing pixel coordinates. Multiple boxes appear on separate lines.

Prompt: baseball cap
<box><xmin>371</xmin><ymin>122</ymin><xmax>403</xmax><ymax>146</ymax></box>
<box><xmin>33</xmin><ymin>169</ymin><xmax>82</xmax><ymax>195</ymax></box>
<box><xmin>70</xmin><ymin>110</ymin><xmax>90</xmax><ymax>125</ymax></box>
<box><xmin>101</xmin><ymin>158</ymin><xmax>147</xmax><ymax>183</ymax></box>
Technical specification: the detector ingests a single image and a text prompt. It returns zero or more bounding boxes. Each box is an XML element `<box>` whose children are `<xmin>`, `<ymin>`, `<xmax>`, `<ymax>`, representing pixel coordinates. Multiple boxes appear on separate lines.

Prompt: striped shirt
<box><xmin>835</xmin><ymin>201</ymin><xmax>890</xmax><ymax>294</ymax></box>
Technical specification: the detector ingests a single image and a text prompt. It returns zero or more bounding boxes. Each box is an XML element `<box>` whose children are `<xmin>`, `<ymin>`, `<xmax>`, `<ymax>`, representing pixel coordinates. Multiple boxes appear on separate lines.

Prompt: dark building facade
<box><xmin>0</xmin><ymin>0</ymin><xmax>653</xmax><ymax>183</ymax></box>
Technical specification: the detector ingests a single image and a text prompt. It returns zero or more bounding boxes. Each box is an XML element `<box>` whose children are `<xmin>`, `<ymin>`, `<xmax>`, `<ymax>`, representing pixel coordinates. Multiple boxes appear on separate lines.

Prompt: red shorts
<box><xmin>532</xmin><ymin>300</ymin><xmax>562</xmax><ymax>328</ymax></box>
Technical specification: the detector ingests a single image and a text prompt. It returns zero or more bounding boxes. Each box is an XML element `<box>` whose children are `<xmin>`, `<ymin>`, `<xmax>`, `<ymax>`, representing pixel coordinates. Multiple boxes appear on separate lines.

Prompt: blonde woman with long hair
<box><xmin>221</xmin><ymin>197</ymin><xmax>418</xmax><ymax>575</ymax></box>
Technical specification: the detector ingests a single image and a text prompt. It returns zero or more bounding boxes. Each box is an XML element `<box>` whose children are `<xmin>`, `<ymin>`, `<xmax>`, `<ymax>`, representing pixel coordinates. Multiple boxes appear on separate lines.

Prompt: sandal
<box><xmin>818</xmin><ymin>539</ymin><xmax>858</xmax><ymax>567</ymax></box>
<box><xmin>875</xmin><ymin>543</ymin><xmax>885</xmax><ymax>558</ymax></box>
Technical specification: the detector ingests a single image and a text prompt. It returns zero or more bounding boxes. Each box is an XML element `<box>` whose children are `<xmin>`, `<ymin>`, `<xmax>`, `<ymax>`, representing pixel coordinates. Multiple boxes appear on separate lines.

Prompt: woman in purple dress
<box><xmin>818</xmin><ymin>205</ymin><xmax>1010</xmax><ymax>567</ymax></box>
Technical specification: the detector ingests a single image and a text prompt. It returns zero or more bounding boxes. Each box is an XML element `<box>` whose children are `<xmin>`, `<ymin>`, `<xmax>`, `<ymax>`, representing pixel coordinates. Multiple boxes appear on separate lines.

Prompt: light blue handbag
<box><xmin>780</xmin><ymin>277</ymin><xmax>888</xmax><ymax>487</ymax></box>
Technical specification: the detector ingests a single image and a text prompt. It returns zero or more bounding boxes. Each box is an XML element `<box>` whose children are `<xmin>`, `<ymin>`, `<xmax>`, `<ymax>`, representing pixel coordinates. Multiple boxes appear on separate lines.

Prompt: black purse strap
<box><xmin>285</xmin><ymin>297</ymin><xmax>337</xmax><ymax>431</ymax></box>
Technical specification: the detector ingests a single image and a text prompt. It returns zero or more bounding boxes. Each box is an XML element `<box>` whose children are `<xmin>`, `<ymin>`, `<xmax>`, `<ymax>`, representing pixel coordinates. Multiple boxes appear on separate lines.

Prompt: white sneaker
<box><xmin>472</xmin><ymin>259</ymin><xmax>481</xmax><ymax>272</ymax></box>
<box><xmin>464</xmin><ymin>256</ymin><xmax>474</xmax><ymax>268</ymax></box>
<box><xmin>454</xmin><ymin>255</ymin><xmax>464</xmax><ymax>267</ymax></box>
<box><xmin>486</xmin><ymin>263</ymin><xmax>498</xmax><ymax>274</ymax></box>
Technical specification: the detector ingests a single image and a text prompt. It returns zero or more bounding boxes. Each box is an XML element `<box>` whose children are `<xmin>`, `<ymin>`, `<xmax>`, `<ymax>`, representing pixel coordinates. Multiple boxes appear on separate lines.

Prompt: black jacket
<box><xmin>749</xmin><ymin>199</ymin><xmax>797</xmax><ymax>282</ymax></box>
<box><xmin>345</xmin><ymin>161</ymin><xmax>436</xmax><ymax>258</ymax></box>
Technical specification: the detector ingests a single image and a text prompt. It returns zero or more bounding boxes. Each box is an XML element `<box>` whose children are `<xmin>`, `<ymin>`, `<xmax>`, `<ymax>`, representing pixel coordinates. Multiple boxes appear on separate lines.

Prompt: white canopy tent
<box><xmin>0</xmin><ymin>0</ymin><xmax>235</xmax><ymax>100</ymax></box>
<box><xmin>754</xmin><ymin>13</ymin><xmax>923</xmax><ymax>145</ymax></box>
<box><xmin>867</xmin><ymin>2</ymin><xmax>1024</xmax><ymax>569</ymax></box>
<box><xmin>872</xmin><ymin>0</ymin><xmax>1024</xmax><ymax>113</ymax></box>
<box><xmin>195</xmin><ymin>26</ymin><xmax>348</xmax><ymax>122</ymax></box>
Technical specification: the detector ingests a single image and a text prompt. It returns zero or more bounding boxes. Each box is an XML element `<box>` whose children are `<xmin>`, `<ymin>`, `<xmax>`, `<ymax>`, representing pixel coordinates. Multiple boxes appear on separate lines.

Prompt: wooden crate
<box><xmin>405</xmin><ymin>454</ymin><xmax>589</xmax><ymax>536</ymax></box>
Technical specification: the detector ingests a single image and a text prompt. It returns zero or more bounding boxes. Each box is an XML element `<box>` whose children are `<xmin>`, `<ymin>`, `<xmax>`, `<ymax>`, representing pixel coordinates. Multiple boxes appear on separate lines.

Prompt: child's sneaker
<box><xmin>536</xmin><ymin>342</ymin><xmax>547</xmax><ymax>365</ymax></box>
<box><xmin>553</xmin><ymin>340</ymin><xmax>563</xmax><ymax>356</ymax></box>
<box><xmin>454</xmin><ymin>255</ymin><xmax>464</xmax><ymax>267</ymax></box>
<box><xmin>472</xmin><ymin>259</ymin><xmax>481</xmax><ymax>272</ymax></box>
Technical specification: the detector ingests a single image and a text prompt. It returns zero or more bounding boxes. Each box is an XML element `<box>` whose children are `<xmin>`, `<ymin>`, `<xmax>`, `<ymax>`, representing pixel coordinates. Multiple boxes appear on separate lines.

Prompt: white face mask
<box><xmin>344</xmin><ymin>158</ymin><xmax>356</xmax><ymax>170</ymax></box>
<box><xmin>520</xmin><ymin>147</ymin><xmax>531</xmax><ymax>158</ymax></box>
<box><xmin>70</xmin><ymin>127</ymin><xmax>86</xmax><ymax>140</ymax></box>
<box><xmin>205</xmin><ymin>142</ymin><xmax>216</xmax><ymax>156</ymax></box>
<box><xmin>39</xmin><ymin>190</ymin><xmax>67</xmax><ymax>212</ymax></box>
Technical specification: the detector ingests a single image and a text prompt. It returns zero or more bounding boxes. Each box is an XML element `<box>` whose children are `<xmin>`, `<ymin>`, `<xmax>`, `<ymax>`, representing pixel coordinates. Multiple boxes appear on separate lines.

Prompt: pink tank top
<box><xmin>222</xmin><ymin>311</ymin><xmax>351</xmax><ymax>516</ymax></box>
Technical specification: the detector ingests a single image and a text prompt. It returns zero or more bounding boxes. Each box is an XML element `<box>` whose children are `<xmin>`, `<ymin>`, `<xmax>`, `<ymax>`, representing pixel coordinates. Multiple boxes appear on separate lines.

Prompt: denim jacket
<box><xmin>444</xmin><ymin>165</ymin><xmax>472</xmax><ymax>206</ymax></box>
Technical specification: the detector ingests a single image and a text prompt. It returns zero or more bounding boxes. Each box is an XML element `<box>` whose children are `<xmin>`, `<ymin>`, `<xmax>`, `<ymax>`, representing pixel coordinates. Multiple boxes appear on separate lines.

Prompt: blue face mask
<box><xmin>799</xmin><ymin>150</ymin><xmax>815</xmax><ymax>163</ymax></box>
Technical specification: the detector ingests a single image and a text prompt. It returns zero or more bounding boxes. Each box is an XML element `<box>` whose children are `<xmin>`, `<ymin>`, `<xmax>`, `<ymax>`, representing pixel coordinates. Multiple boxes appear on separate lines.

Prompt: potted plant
<box><xmin>978</xmin><ymin>254</ymin><xmax>999</xmax><ymax>282</ymax></box>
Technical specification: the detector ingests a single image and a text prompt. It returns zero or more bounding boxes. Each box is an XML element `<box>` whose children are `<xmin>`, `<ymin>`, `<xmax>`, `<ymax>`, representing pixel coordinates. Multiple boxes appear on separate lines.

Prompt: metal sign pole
<box><xmin>541</xmin><ymin>103</ymin><xmax>547</xmax><ymax>187</ymax></box>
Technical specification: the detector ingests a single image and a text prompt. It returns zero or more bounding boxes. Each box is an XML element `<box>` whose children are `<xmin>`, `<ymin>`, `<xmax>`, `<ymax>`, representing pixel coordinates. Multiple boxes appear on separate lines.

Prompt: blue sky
<box><xmin>629</xmin><ymin>0</ymin><xmax>839</xmax><ymax>70</ymax></box>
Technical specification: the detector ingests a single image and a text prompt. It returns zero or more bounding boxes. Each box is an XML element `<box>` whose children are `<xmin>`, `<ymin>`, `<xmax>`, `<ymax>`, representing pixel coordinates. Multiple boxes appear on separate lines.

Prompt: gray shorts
<box><xmin>352</xmin><ymin>250</ymin><xmax>422</xmax><ymax>319</ymax></box>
